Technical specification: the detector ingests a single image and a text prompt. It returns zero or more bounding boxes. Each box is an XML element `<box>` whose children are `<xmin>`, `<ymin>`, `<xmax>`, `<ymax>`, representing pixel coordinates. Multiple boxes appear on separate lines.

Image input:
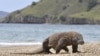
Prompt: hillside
<box><xmin>21</xmin><ymin>0</ymin><xmax>88</xmax><ymax>17</ymax></box>
<box><xmin>70</xmin><ymin>5</ymin><xmax>100</xmax><ymax>19</ymax></box>
<box><xmin>2</xmin><ymin>0</ymin><xmax>100</xmax><ymax>24</ymax></box>
<box><xmin>0</xmin><ymin>11</ymin><xmax>8</xmax><ymax>18</ymax></box>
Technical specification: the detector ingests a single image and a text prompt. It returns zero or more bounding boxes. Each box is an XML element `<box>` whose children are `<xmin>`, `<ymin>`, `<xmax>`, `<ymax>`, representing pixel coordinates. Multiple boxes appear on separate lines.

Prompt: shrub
<box><xmin>31</xmin><ymin>2</ymin><xmax>37</xmax><ymax>6</ymax></box>
<box><xmin>14</xmin><ymin>10</ymin><xmax>21</xmax><ymax>14</ymax></box>
<box><xmin>62</xmin><ymin>6</ymin><xmax>67</xmax><ymax>10</ymax></box>
<box><xmin>59</xmin><ymin>16</ymin><xmax>66</xmax><ymax>21</ymax></box>
<box><xmin>79</xmin><ymin>0</ymin><xmax>83</xmax><ymax>3</ymax></box>
<box><xmin>87</xmin><ymin>0</ymin><xmax>97</xmax><ymax>11</ymax></box>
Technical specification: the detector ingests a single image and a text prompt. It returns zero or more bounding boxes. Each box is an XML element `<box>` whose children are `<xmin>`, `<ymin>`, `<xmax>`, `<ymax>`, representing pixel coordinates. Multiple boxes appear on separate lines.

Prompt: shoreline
<box><xmin>0</xmin><ymin>41</ymin><xmax>99</xmax><ymax>46</ymax></box>
<box><xmin>0</xmin><ymin>42</ymin><xmax>99</xmax><ymax>56</ymax></box>
<box><xmin>0</xmin><ymin>42</ymin><xmax>42</xmax><ymax>46</ymax></box>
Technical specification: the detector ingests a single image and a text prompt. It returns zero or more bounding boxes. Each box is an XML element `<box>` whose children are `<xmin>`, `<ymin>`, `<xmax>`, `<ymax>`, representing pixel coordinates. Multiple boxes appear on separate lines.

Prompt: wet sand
<box><xmin>0</xmin><ymin>42</ymin><xmax>100</xmax><ymax>56</ymax></box>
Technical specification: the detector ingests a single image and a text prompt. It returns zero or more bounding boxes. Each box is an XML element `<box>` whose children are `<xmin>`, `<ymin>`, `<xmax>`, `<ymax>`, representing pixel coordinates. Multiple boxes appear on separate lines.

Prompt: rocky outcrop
<box><xmin>44</xmin><ymin>15</ymin><xmax>100</xmax><ymax>24</ymax></box>
<box><xmin>1</xmin><ymin>14</ymin><xmax>100</xmax><ymax>24</ymax></box>
<box><xmin>2</xmin><ymin>15</ymin><xmax>46</xmax><ymax>24</ymax></box>
<box><xmin>67</xmin><ymin>17</ymin><xmax>100</xmax><ymax>24</ymax></box>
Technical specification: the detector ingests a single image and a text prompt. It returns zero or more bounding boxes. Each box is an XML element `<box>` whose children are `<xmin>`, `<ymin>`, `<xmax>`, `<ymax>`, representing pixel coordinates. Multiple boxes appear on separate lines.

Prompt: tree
<box><xmin>31</xmin><ymin>2</ymin><xmax>37</xmax><ymax>6</ymax></box>
<box><xmin>87</xmin><ymin>0</ymin><xmax>97</xmax><ymax>11</ymax></box>
<box><xmin>79</xmin><ymin>0</ymin><xmax>83</xmax><ymax>3</ymax></box>
<box><xmin>62</xmin><ymin>6</ymin><xmax>67</xmax><ymax>10</ymax></box>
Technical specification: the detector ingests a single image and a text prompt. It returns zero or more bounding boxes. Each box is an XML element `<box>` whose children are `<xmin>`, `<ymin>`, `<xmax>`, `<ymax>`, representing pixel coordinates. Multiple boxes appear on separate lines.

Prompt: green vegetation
<box><xmin>70</xmin><ymin>4</ymin><xmax>100</xmax><ymax>20</ymax></box>
<box><xmin>31</xmin><ymin>2</ymin><xmax>37</xmax><ymax>6</ymax></box>
<box><xmin>5</xmin><ymin>0</ymin><xmax>100</xmax><ymax>24</ymax></box>
<box><xmin>20</xmin><ymin>0</ymin><xmax>89</xmax><ymax>17</ymax></box>
<box><xmin>78</xmin><ymin>0</ymin><xmax>83</xmax><ymax>3</ymax></box>
<box><xmin>87</xmin><ymin>0</ymin><xmax>97</xmax><ymax>11</ymax></box>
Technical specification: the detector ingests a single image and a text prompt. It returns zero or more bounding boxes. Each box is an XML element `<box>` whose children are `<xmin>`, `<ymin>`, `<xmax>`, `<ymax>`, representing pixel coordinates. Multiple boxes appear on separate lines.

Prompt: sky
<box><xmin>0</xmin><ymin>0</ymin><xmax>40</xmax><ymax>12</ymax></box>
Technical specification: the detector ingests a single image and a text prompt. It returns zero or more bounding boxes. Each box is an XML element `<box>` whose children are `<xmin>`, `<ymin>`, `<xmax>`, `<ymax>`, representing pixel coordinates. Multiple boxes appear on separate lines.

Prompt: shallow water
<box><xmin>0</xmin><ymin>23</ymin><xmax>100</xmax><ymax>45</ymax></box>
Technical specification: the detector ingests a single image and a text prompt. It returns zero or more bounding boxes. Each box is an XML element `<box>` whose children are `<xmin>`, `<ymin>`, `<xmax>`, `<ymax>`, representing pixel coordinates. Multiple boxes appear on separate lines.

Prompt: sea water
<box><xmin>0</xmin><ymin>24</ymin><xmax>100</xmax><ymax>46</ymax></box>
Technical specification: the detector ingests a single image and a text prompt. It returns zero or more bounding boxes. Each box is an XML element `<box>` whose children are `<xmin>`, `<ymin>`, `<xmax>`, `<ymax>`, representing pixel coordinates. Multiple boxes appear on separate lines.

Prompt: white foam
<box><xmin>0</xmin><ymin>42</ymin><xmax>42</xmax><ymax>46</ymax></box>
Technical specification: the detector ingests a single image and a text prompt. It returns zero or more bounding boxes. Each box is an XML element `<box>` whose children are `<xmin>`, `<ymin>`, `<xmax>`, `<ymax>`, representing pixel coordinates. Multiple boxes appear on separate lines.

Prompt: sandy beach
<box><xmin>0</xmin><ymin>42</ymin><xmax>100</xmax><ymax>56</ymax></box>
